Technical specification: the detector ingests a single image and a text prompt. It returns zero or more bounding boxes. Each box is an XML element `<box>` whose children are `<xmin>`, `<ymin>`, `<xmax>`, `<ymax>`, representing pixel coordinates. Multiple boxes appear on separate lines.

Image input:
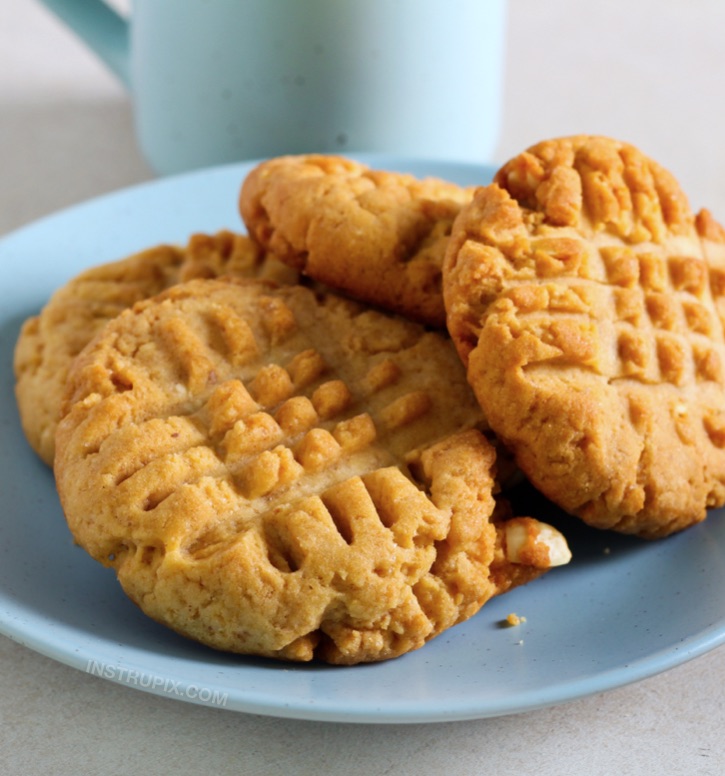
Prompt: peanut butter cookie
<box><xmin>14</xmin><ymin>230</ymin><xmax>294</xmax><ymax>465</ymax></box>
<box><xmin>55</xmin><ymin>278</ymin><xmax>570</xmax><ymax>664</ymax></box>
<box><xmin>444</xmin><ymin>135</ymin><xmax>725</xmax><ymax>538</ymax></box>
<box><xmin>239</xmin><ymin>154</ymin><xmax>474</xmax><ymax>327</ymax></box>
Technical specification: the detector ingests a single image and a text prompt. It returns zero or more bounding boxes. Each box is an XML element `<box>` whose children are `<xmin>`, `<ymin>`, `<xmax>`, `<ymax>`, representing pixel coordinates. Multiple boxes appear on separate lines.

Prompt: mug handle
<box><xmin>37</xmin><ymin>0</ymin><xmax>130</xmax><ymax>86</ymax></box>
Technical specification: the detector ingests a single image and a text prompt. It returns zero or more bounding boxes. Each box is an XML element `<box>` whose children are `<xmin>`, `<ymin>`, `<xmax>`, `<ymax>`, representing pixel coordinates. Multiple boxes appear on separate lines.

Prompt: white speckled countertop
<box><xmin>1</xmin><ymin>2</ymin><xmax>724</xmax><ymax>773</ymax></box>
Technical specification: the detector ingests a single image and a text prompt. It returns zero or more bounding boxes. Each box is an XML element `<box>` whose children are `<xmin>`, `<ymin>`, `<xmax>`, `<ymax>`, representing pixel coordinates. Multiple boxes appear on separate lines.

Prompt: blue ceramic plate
<box><xmin>1</xmin><ymin>156</ymin><xmax>724</xmax><ymax>723</ymax></box>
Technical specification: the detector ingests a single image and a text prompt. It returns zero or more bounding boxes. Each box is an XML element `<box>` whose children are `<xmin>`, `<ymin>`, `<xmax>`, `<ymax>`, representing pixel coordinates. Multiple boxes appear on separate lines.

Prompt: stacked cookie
<box><xmin>14</xmin><ymin>229</ymin><xmax>298</xmax><ymax>465</ymax></box>
<box><xmin>20</xmin><ymin>135</ymin><xmax>719</xmax><ymax>663</ymax></box>
<box><xmin>443</xmin><ymin>137</ymin><xmax>725</xmax><ymax>538</ymax></box>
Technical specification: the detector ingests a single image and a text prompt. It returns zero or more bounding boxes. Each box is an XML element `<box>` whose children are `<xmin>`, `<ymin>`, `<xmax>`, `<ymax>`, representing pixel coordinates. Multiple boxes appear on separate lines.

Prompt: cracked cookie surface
<box><xmin>444</xmin><ymin>135</ymin><xmax>725</xmax><ymax>538</ymax></box>
<box><xmin>55</xmin><ymin>277</ymin><xmax>569</xmax><ymax>663</ymax></box>
<box><xmin>239</xmin><ymin>154</ymin><xmax>474</xmax><ymax>327</ymax></box>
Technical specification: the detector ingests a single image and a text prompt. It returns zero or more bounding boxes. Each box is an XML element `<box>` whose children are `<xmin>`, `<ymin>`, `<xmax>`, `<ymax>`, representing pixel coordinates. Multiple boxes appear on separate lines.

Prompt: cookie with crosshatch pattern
<box><xmin>443</xmin><ymin>134</ymin><xmax>725</xmax><ymax>539</ymax></box>
<box><xmin>54</xmin><ymin>277</ymin><xmax>570</xmax><ymax>664</ymax></box>
<box><xmin>239</xmin><ymin>154</ymin><xmax>474</xmax><ymax>327</ymax></box>
<box><xmin>13</xmin><ymin>230</ymin><xmax>296</xmax><ymax>465</ymax></box>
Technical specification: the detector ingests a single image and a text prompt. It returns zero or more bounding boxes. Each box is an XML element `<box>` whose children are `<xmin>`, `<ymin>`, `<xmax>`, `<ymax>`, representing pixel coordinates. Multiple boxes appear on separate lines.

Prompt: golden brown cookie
<box><xmin>239</xmin><ymin>154</ymin><xmax>474</xmax><ymax>327</ymax></box>
<box><xmin>55</xmin><ymin>277</ymin><xmax>570</xmax><ymax>664</ymax></box>
<box><xmin>14</xmin><ymin>230</ymin><xmax>295</xmax><ymax>465</ymax></box>
<box><xmin>444</xmin><ymin>135</ymin><xmax>725</xmax><ymax>539</ymax></box>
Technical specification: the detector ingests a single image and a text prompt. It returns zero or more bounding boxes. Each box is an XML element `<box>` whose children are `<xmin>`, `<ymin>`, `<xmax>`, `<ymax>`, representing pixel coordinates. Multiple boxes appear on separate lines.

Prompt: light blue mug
<box><xmin>39</xmin><ymin>0</ymin><xmax>506</xmax><ymax>175</ymax></box>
